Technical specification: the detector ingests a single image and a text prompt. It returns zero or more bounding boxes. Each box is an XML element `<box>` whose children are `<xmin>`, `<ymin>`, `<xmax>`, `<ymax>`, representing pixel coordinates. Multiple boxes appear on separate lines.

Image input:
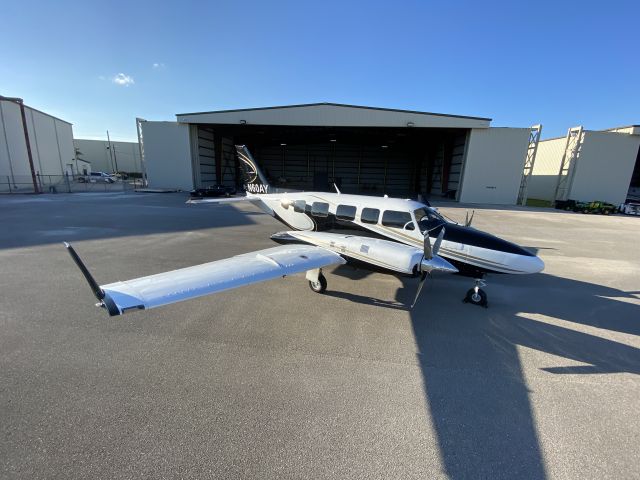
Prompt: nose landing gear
<box><xmin>464</xmin><ymin>278</ymin><xmax>488</xmax><ymax>308</ymax></box>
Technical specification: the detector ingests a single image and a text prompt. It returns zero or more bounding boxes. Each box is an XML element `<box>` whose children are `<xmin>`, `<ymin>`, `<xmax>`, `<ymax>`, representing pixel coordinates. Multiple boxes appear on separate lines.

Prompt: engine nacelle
<box><xmin>287</xmin><ymin>232</ymin><xmax>423</xmax><ymax>275</ymax></box>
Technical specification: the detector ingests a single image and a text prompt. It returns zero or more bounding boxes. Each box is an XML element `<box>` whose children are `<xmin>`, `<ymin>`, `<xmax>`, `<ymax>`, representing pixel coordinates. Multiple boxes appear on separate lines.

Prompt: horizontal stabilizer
<box><xmin>186</xmin><ymin>196</ymin><xmax>248</xmax><ymax>204</ymax></box>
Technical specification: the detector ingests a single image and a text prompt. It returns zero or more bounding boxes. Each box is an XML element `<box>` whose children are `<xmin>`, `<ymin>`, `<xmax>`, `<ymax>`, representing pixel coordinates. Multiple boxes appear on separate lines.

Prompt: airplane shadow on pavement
<box><xmin>329</xmin><ymin>266</ymin><xmax>640</xmax><ymax>479</ymax></box>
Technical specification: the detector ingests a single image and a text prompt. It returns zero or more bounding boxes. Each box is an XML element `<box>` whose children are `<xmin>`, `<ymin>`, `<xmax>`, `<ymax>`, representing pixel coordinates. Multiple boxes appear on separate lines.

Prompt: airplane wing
<box><xmin>65</xmin><ymin>243</ymin><xmax>345</xmax><ymax>316</ymax></box>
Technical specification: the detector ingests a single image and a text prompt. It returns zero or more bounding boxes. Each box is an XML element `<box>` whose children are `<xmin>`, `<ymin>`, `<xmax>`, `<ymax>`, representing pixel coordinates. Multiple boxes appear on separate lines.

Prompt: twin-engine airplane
<box><xmin>65</xmin><ymin>145</ymin><xmax>544</xmax><ymax>316</ymax></box>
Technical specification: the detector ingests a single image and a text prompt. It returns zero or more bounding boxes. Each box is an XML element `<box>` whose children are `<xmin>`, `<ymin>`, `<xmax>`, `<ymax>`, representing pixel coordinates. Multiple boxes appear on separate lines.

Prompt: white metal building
<box><xmin>74</xmin><ymin>139</ymin><xmax>143</xmax><ymax>174</ymax></box>
<box><xmin>528</xmin><ymin>126</ymin><xmax>640</xmax><ymax>205</ymax></box>
<box><xmin>140</xmin><ymin>103</ymin><xmax>535</xmax><ymax>205</ymax></box>
<box><xmin>0</xmin><ymin>96</ymin><xmax>76</xmax><ymax>192</ymax></box>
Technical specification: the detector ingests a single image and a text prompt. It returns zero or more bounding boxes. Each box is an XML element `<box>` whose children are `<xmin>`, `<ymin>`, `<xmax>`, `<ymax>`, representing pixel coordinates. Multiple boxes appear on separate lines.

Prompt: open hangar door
<box><xmin>192</xmin><ymin>124</ymin><xmax>472</xmax><ymax>200</ymax></box>
<box><xmin>192</xmin><ymin>126</ymin><xmax>241</xmax><ymax>189</ymax></box>
<box><xmin>458</xmin><ymin>127</ymin><xmax>532</xmax><ymax>204</ymax></box>
<box><xmin>627</xmin><ymin>144</ymin><xmax>640</xmax><ymax>201</ymax></box>
<box><xmin>194</xmin><ymin>126</ymin><xmax>216</xmax><ymax>187</ymax></box>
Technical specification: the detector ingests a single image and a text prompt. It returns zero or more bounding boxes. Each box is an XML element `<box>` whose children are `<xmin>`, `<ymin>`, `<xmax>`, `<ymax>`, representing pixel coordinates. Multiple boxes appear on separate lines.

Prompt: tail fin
<box><xmin>235</xmin><ymin>145</ymin><xmax>271</xmax><ymax>194</ymax></box>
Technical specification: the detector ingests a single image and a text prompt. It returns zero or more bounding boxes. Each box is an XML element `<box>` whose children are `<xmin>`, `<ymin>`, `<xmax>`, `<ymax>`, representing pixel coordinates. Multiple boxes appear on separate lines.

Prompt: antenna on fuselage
<box><xmin>333</xmin><ymin>183</ymin><xmax>341</xmax><ymax>194</ymax></box>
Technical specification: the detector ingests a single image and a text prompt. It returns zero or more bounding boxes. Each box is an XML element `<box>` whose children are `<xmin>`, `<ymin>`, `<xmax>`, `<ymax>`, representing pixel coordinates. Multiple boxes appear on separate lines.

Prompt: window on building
<box><xmin>311</xmin><ymin>202</ymin><xmax>329</xmax><ymax>217</ymax></box>
<box><xmin>382</xmin><ymin>210</ymin><xmax>413</xmax><ymax>229</ymax></box>
<box><xmin>361</xmin><ymin>208</ymin><xmax>380</xmax><ymax>224</ymax></box>
<box><xmin>336</xmin><ymin>204</ymin><xmax>357</xmax><ymax>220</ymax></box>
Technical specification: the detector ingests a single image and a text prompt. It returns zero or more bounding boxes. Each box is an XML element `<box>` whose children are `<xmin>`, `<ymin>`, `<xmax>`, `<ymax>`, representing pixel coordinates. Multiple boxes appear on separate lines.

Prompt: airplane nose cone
<box><xmin>522</xmin><ymin>255</ymin><xmax>545</xmax><ymax>274</ymax></box>
<box><xmin>530</xmin><ymin>255</ymin><xmax>545</xmax><ymax>273</ymax></box>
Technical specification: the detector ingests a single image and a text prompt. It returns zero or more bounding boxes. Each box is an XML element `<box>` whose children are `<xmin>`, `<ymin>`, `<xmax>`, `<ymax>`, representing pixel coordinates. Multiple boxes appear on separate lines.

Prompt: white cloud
<box><xmin>152</xmin><ymin>62</ymin><xmax>166</xmax><ymax>69</ymax></box>
<box><xmin>112</xmin><ymin>73</ymin><xmax>135</xmax><ymax>86</ymax></box>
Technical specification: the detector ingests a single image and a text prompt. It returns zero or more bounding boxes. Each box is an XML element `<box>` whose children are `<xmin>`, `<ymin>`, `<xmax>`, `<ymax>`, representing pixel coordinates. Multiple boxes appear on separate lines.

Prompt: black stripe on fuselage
<box><xmin>268</xmin><ymin>209</ymin><xmax>531</xmax><ymax>276</ymax></box>
<box><xmin>274</xmin><ymin>210</ymin><xmax>532</xmax><ymax>257</ymax></box>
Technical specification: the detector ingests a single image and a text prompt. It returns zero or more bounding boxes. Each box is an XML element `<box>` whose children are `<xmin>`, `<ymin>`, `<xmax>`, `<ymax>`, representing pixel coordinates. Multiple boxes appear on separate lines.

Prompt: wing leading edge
<box><xmin>67</xmin><ymin>244</ymin><xmax>345</xmax><ymax>316</ymax></box>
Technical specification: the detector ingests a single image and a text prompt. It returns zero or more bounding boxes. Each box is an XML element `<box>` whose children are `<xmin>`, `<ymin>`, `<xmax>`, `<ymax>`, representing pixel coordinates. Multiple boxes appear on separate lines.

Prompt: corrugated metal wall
<box><xmin>189</xmin><ymin>125</ymin><xmax>476</xmax><ymax>197</ymax></box>
<box><xmin>220</xmin><ymin>137</ymin><xmax>236</xmax><ymax>187</ymax></box>
<box><xmin>527</xmin><ymin>137</ymin><xmax>566</xmax><ymax>201</ymax></box>
<box><xmin>142</xmin><ymin>122</ymin><xmax>194</xmax><ymax>191</ymax></box>
<box><xmin>447</xmin><ymin>133</ymin><xmax>467</xmax><ymax>193</ymax></box>
<box><xmin>570</xmin><ymin>131</ymin><xmax>640</xmax><ymax>205</ymax></box>
<box><xmin>196</xmin><ymin>127</ymin><xmax>216</xmax><ymax>187</ymax></box>
<box><xmin>73</xmin><ymin>139</ymin><xmax>142</xmax><ymax>173</ymax></box>
<box><xmin>0</xmin><ymin>99</ymin><xmax>75</xmax><ymax>191</ymax></box>
<box><xmin>194</xmin><ymin>128</ymin><xmax>238</xmax><ymax>188</ymax></box>
<box><xmin>529</xmin><ymin>131</ymin><xmax>640</xmax><ymax>204</ymax></box>
<box><xmin>254</xmin><ymin>143</ymin><xmax>415</xmax><ymax>194</ymax></box>
<box><xmin>458</xmin><ymin>128</ymin><xmax>530</xmax><ymax>204</ymax></box>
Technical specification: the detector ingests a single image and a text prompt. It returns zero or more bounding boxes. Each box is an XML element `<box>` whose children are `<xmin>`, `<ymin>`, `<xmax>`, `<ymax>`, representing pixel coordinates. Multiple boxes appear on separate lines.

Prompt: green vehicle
<box><xmin>573</xmin><ymin>201</ymin><xmax>617</xmax><ymax>215</ymax></box>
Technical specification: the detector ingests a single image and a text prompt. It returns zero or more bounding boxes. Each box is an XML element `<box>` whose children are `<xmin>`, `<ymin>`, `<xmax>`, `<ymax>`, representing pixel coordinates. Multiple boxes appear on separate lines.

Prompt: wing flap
<box><xmin>100</xmin><ymin>245</ymin><xmax>345</xmax><ymax>315</ymax></box>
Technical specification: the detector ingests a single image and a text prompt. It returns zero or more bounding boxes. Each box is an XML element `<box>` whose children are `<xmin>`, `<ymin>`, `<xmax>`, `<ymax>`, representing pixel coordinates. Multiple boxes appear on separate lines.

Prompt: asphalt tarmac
<box><xmin>1</xmin><ymin>192</ymin><xmax>639</xmax><ymax>479</ymax></box>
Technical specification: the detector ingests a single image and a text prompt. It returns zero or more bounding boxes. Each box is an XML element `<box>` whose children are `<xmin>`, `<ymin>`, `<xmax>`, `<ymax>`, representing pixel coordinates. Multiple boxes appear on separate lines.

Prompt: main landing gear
<box><xmin>307</xmin><ymin>268</ymin><xmax>327</xmax><ymax>294</ymax></box>
<box><xmin>463</xmin><ymin>278</ymin><xmax>488</xmax><ymax>308</ymax></box>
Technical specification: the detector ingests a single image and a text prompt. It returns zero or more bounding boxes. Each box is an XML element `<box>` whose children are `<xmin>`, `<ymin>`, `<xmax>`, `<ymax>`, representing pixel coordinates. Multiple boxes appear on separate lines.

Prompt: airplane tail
<box><xmin>235</xmin><ymin>145</ymin><xmax>271</xmax><ymax>195</ymax></box>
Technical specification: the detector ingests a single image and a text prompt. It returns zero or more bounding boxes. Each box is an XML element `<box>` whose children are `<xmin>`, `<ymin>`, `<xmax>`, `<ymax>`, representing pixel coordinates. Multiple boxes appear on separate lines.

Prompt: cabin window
<box><xmin>382</xmin><ymin>210</ymin><xmax>413</xmax><ymax>229</ymax></box>
<box><xmin>361</xmin><ymin>208</ymin><xmax>380</xmax><ymax>224</ymax></box>
<box><xmin>336</xmin><ymin>204</ymin><xmax>357</xmax><ymax>221</ymax></box>
<box><xmin>311</xmin><ymin>202</ymin><xmax>329</xmax><ymax>217</ymax></box>
<box><xmin>293</xmin><ymin>200</ymin><xmax>306</xmax><ymax>213</ymax></box>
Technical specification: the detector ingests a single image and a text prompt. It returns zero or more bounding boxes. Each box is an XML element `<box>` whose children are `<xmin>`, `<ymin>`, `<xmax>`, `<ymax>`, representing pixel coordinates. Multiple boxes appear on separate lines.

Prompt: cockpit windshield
<box><xmin>414</xmin><ymin>207</ymin><xmax>447</xmax><ymax>234</ymax></box>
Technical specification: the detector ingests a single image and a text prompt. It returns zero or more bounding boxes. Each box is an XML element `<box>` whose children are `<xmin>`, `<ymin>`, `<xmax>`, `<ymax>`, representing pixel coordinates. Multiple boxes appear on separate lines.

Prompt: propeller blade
<box><xmin>411</xmin><ymin>272</ymin><xmax>428</xmax><ymax>309</ymax></box>
<box><xmin>423</xmin><ymin>232</ymin><xmax>433</xmax><ymax>260</ymax></box>
<box><xmin>432</xmin><ymin>227</ymin><xmax>445</xmax><ymax>256</ymax></box>
<box><xmin>465</xmin><ymin>210</ymin><xmax>475</xmax><ymax>227</ymax></box>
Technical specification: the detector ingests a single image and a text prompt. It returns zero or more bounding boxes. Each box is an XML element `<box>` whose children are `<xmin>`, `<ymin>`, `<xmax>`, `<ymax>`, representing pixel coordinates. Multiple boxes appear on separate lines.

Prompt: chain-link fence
<box><xmin>0</xmin><ymin>174</ymin><xmax>144</xmax><ymax>194</ymax></box>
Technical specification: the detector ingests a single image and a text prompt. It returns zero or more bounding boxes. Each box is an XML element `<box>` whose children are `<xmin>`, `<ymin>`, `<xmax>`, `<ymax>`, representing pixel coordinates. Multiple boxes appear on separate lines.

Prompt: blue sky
<box><xmin>1</xmin><ymin>0</ymin><xmax>637</xmax><ymax>141</ymax></box>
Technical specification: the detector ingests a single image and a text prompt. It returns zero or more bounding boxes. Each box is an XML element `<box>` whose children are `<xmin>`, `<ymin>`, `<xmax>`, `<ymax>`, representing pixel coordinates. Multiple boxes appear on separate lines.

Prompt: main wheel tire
<box><xmin>308</xmin><ymin>273</ymin><xmax>327</xmax><ymax>293</ymax></box>
<box><xmin>464</xmin><ymin>288</ymin><xmax>488</xmax><ymax>307</ymax></box>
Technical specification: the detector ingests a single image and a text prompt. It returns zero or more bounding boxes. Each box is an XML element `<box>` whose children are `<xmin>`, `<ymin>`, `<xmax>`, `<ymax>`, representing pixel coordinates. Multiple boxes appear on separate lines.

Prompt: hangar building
<box><xmin>527</xmin><ymin>126</ymin><xmax>640</xmax><ymax>205</ymax></box>
<box><xmin>140</xmin><ymin>103</ymin><xmax>537</xmax><ymax>205</ymax></box>
<box><xmin>74</xmin><ymin>138</ymin><xmax>143</xmax><ymax>174</ymax></box>
<box><xmin>0</xmin><ymin>96</ymin><xmax>76</xmax><ymax>192</ymax></box>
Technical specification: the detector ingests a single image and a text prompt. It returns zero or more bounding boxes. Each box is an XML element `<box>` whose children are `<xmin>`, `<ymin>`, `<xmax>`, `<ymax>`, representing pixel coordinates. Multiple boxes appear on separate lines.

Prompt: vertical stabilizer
<box><xmin>235</xmin><ymin>145</ymin><xmax>271</xmax><ymax>194</ymax></box>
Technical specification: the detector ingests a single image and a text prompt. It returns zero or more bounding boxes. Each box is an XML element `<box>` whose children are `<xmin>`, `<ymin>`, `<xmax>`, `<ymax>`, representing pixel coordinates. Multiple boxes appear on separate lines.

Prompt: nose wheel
<box><xmin>463</xmin><ymin>279</ymin><xmax>488</xmax><ymax>308</ymax></box>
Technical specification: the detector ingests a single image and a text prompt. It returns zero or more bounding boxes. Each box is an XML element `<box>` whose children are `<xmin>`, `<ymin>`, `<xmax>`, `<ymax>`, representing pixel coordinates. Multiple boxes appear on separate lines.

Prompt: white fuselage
<box><xmin>247</xmin><ymin>191</ymin><xmax>544</xmax><ymax>276</ymax></box>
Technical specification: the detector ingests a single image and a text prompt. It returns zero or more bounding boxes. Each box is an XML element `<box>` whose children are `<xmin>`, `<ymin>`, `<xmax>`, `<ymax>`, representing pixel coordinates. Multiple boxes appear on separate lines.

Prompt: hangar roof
<box><xmin>603</xmin><ymin>125</ymin><xmax>640</xmax><ymax>135</ymax></box>
<box><xmin>0</xmin><ymin>96</ymin><xmax>73</xmax><ymax>125</ymax></box>
<box><xmin>176</xmin><ymin>102</ymin><xmax>491</xmax><ymax>129</ymax></box>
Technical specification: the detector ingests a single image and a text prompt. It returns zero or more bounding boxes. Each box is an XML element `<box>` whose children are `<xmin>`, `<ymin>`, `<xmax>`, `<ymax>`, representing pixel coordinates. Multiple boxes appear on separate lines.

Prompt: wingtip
<box><xmin>63</xmin><ymin>241</ymin><xmax>70</xmax><ymax>248</ymax></box>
